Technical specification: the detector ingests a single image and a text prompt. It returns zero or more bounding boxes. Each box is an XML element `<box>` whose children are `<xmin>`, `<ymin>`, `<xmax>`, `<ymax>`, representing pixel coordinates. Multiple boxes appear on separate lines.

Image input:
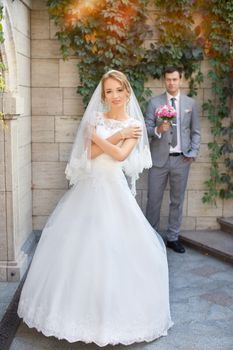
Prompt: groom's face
<box><xmin>164</xmin><ymin>71</ymin><xmax>181</xmax><ymax>96</ymax></box>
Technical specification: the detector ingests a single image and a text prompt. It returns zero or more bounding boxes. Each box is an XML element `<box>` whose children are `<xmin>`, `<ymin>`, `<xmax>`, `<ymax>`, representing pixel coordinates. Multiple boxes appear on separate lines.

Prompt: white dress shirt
<box><xmin>154</xmin><ymin>91</ymin><xmax>182</xmax><ymax>153</ymax></box>
<box><xmin>167</xmin><ymin>92</ymin><xmax>181</xmax><ymax>153</ymax></box>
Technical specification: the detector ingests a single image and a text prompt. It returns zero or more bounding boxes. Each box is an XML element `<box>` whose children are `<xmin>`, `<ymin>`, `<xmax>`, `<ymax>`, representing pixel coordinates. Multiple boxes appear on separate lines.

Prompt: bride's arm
<box><xmin>91</xmin><ymin>131</ymin><xmax>123</xmax><ymax>159</ymax></box>
<box><xmin>91</xmin><ymin>126</ymin><xmax>141</xmax><ymax>159</ymax></box>
<box><xmin>92</xmin><ymin>131</ymin><xmax>138</xmax><ymax>161</ymax></box>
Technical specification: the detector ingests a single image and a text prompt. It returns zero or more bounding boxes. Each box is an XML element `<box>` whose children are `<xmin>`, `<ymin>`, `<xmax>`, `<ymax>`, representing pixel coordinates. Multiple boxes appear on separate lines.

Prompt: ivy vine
<box><xmin>48</xmin><ymin>0</ymin><xmax>151</xmax><ymax>111</ymax></box>
<box><xmin>147</xmin><ymin>0</ymin><xmax>203</xmax><ymax>96</ymax></box>
<box><xmin>0</xmin><ymin>4</ymin><xmax>4</xmax><ymax>43</ymax></box>
<box><xmin>47</xmin><ymin>0</ymin><xmax>232</xmax><ymax>204</ymax></box>
<box><xmin>47</xmin><ymin>0</ymin><xmax>204</xmax><ymax>108</ymax></box>
<box><xmin>201</xmin><ymin>0</ymin><xmax>233</xmax><ymax>204</ymax></box>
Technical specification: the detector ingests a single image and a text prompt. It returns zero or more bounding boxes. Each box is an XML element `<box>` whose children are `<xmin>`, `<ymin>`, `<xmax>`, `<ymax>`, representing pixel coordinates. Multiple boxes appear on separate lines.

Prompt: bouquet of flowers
<box><xmin>155</xmin><ymin>104</ymin><xmax>176</xmax><ymax>124</ymax></box>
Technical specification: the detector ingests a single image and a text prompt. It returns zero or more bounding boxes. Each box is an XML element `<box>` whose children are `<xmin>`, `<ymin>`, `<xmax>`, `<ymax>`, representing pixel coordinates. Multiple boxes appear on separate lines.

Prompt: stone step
<box><xmin>217</xmin><ymin>217</ymin><xmax>233</xmax><ymax>235</ymax></box>
<box><xmin>180</xmin><ymin>230</ymin><xmax>233</xmax><ymax>264</ymax></box>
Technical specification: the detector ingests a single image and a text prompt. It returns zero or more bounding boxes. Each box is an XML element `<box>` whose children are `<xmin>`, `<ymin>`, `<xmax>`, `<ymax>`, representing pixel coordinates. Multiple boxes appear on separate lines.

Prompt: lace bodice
<box><xmin>93</xmin><ymin>112</ymin><xmax>151</xmax><ymax>195</ymax></box>
<box><xmin>66</xmin><ymin>112</ymin><xmax>151</xmax><ymax>191</ymax></box>
<box><xmin>95</xmin><ymin>113</ymin><xmax>141</xmax><ymax>139</ymax></box>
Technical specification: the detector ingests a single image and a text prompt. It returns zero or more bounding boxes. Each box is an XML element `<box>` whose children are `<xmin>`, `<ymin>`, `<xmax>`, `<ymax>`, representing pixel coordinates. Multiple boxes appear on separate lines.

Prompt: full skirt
<box><xmin>18</xmin><ymin>162</ymin><xmax>173</xmax><ymax>346</ymax></box>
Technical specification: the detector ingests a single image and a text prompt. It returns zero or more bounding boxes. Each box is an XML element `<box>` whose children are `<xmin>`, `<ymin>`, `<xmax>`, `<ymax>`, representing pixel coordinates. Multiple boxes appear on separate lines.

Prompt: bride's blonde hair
<box><xmin>101</xmin><ymin>70</ymin><xmax>131</xmax><ymax>102</ymax></box>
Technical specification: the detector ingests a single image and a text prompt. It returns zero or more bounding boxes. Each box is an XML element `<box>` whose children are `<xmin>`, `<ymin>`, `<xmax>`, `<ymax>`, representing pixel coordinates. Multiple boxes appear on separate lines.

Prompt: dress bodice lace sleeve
<box><xmin>95</xmin><ymin>112</ymin><xmax>141</xmax><ymax>139</ymax></box>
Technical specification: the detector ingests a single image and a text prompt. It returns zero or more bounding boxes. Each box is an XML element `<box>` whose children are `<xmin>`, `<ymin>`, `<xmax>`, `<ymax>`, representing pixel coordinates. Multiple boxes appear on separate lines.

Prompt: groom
<box><xmin>145</xmin><ymin>66</ymin><xmax>201</xmax><ymax>253</ymax></box>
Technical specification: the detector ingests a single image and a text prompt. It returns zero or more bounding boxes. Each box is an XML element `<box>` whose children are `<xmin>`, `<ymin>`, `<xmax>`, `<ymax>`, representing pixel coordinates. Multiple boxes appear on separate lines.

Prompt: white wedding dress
<box><xmin>18</xmin><ymin>114</ymin><xmax>173</xmax><ymax>346</ymax></box>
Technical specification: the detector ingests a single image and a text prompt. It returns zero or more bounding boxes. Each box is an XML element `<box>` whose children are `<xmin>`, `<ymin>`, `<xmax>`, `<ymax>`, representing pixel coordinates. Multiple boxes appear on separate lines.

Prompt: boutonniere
<box><xmin>185</xmin><ymin>108</ymin><xmax>192</xmax><ymax>113</ymax></box>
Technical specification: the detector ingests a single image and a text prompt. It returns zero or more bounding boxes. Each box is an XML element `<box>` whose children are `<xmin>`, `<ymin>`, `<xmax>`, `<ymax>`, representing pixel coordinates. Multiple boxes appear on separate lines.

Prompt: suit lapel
<box><xmin>180</xmin><ymin>94</ymin><xmax>185</xmax><ymax>122</ymax></box>
<box><xmin>159</xmin><ymin>92</ymin><xmax>167</xmax><ymax>106</ymax></box>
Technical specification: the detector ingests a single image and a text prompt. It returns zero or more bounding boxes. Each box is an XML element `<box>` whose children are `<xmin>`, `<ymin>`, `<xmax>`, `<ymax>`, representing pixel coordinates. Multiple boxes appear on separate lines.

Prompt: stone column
<box><xmin>0</xmin><ymin>94</ymin><xmax>29</xmax><ymax>281</ymax></box>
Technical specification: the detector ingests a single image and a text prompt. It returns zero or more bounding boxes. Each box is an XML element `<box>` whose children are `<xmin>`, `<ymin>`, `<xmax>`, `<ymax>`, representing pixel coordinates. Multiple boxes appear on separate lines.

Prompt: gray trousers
<box><xmin>146</xmin><ymin>155</ymin><xmax>191</xmax><ymax>241</ymax></box>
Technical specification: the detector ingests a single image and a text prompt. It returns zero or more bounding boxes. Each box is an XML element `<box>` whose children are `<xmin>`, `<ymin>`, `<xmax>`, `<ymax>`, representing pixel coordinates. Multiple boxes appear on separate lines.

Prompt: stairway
<box><xmin>180</xmin><ymin>217</ymin><xmax>233</xmax><ymax>264</ymax></box>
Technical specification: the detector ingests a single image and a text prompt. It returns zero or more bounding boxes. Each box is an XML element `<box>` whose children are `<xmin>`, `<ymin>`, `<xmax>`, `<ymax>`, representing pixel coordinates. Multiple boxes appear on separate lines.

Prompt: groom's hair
<box><xmin>164</xmin><ymin>66</ymin><xmax>183</xmax><ymax>78</ymax></box>
<box><xmin>101</xmin><ymin>70</ymin><xmax>131</xmax><ymax>102</ymax></box>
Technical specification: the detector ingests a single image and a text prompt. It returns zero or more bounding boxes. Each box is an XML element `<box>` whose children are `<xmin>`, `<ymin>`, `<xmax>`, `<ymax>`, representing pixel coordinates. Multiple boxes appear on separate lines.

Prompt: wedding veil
<box><xmin>65</xmin><ymin>71</ymin><xmax>152</xmax><ymax>195</ymax></box>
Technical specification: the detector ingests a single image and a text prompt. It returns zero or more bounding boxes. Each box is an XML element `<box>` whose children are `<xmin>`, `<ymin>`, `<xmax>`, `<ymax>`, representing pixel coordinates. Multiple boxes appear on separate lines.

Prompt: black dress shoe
<box><xmin>166</xmin><ymin>240</ymin><xmax>185</xmax><ymax>253</ymax></box>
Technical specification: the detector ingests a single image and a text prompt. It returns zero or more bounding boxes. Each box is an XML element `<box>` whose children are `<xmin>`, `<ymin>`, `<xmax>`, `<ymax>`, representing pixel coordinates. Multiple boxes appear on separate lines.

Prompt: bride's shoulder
<box><xmin>94</xmin><ymin>113</ymin><xmax>141</xmax><ymax>128</ymax></box>
<box><xmin>127</xmin><ymin>117</ymin><xmax>142</xmax><ymax>126</ymax></box>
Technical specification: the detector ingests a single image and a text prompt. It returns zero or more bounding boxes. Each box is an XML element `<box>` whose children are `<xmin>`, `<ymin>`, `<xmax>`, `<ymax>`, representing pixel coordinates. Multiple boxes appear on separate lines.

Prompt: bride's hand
<box><xmin>120</xmin><ymin>126</ymin><xmax>142</xmax><ymax>139</ymax></box>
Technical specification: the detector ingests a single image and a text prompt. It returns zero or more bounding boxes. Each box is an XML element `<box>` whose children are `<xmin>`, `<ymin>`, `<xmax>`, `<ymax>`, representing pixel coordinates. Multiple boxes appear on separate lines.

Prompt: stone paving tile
<box><xmin>0</xmin><ymin>282</ymin><xmax>19</xmax><ymax>303</ymax></box>
<box><xmin>200</xmin><ymin>290</ymin><xmax>233</xmax><ymax>307</ymax></box>
<box><xmin>0</xmin><ymin>302</ymin><xmax>8</xmax><ymax>320</ymax></box>
<box><xmin>10</xmin><ymin>248</ymin><xmax>233</xmax><ymax>350</ymax></box>
<box><xmin>171</xmin><ymin>281</ymin><xmax>224</xmax><ymax>302</ymax></box>
<box><xmin>207</xmin><ymin>270</ymin><xmax>233</xmax><ymax>284</ymax></box>
<box><xmin>189</xmin><ymin>265</ymin><xmax>223</xmax><ymax>277</ymax></box>
<box><xmin>206</xmin><ymin>303</ymin><xmax>233</xmax><ymax>321</ymax></box>
<box><xmin>0</xmin><ymin>282</ymin><xmax>19</xmax><ymax>320</ymax></box>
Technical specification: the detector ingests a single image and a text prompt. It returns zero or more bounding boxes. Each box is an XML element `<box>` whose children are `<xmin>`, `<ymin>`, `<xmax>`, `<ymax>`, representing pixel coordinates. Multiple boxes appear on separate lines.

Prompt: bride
<box><xmin>18</xmin><ymin>70</ymin><xmax>173</xmax><ymax>346</ymax></box>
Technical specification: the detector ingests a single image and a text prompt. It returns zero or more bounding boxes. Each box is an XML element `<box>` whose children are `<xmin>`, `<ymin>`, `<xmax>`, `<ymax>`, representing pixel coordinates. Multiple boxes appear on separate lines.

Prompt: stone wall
<box><xmin>31</xmin><ymin>0</ymin><xmax>233</xmax><ymax>233</ymax></box>
<box><xmin>31</xmin><ymin>0</ymin><xmax>82</xmax><ymax>230</ymax></box>
<box><xmin>0</xmin><ymin>0</ymin><xmax>32</xmax><ymax>281</ymax></box>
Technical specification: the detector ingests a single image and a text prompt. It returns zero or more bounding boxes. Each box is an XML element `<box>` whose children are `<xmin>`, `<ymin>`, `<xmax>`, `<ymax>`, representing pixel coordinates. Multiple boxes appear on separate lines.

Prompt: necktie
<box><xmin>170</xmin><ymin>97</ymin><xmax>177</xmax><ymax>147</ymax></box>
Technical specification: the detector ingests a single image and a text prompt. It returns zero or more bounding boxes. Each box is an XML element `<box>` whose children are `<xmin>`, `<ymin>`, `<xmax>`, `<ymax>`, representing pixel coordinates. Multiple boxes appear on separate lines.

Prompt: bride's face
<box><xmin>104</xmin><ymin>78</ymin><xmax>128</xmax><ymax>109</ymax></box>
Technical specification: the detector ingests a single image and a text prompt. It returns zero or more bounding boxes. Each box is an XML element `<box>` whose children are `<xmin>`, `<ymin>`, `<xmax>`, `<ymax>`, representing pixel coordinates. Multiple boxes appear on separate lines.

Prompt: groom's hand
<box><xmin>182</xmin><ymin>156</ymin><xmax>194</xmax><ymax>163</ymax></box>
<box><xmin>157</xmin><ymin>121</ymin><xmax>171</xmax><ymax>134</ymax></box>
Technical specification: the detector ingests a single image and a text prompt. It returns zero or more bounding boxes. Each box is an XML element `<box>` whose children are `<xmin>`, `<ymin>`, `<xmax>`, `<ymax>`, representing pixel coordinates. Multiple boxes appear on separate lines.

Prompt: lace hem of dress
<box><xmin>18</xmin><ymin>302</ymin><xmax>174</xmax><ymax>347</ymax></box>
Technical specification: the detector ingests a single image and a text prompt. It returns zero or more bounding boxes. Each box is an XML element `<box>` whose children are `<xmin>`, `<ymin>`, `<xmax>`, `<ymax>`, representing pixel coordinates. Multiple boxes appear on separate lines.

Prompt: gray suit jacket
<box><xmin>145</xmin><ymin>92</ymin><xmax>201</xmax><ymax>167</ymax></box>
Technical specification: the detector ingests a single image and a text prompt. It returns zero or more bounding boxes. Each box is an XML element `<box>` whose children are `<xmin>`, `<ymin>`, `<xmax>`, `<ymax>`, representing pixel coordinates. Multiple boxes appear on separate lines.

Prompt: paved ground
<box><xmin>0</xmin><ymin>282</ymin><xmax>19</xmax><ymax>321</ymax></box>
<box><xmin>9</xmin><ymin>248</ymin><xmax>233</xmax><ymax>350</ymax></box>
